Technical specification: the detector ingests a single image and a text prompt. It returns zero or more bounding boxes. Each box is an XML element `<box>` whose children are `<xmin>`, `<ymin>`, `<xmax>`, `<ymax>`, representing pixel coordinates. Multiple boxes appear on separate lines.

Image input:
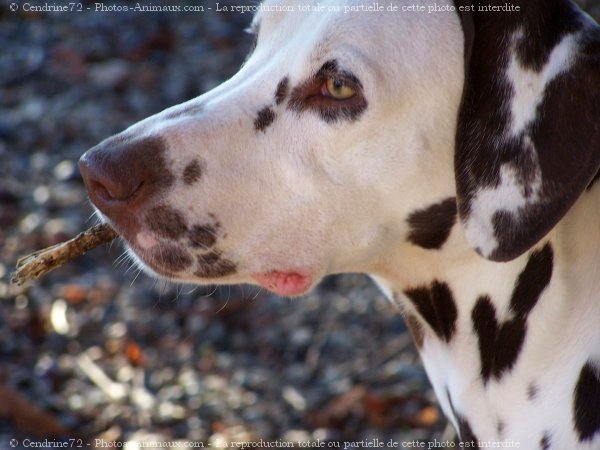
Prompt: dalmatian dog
<box><xmin>78</xmin><ymin>0</ymin><xmax>600</xmax><ymax>448</ymax></box>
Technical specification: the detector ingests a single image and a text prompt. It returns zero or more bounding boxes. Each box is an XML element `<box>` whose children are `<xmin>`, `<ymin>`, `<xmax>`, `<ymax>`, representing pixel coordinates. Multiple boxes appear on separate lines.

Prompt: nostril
<box><xmin>89</xmin><ymin>178</ymin><xmax>143</xmax><ymax>203</ymax></box>
<box><xmin>89</xmin><ymin>180</ymin><xmax>113</xmax><ymax>202</ymax></box>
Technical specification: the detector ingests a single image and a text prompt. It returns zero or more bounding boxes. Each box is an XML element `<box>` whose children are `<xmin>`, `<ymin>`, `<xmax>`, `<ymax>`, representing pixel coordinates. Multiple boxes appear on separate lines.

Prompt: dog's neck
<box><xmin>370</xmin><ymin>183</ymin><xmax>600</xmax><ymax>446</ymax></box>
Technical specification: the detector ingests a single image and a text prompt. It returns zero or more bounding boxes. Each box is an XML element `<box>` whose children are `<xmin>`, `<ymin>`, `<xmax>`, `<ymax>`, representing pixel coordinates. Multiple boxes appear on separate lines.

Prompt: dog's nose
<box><xmin>79</xmin><ymin>147</ymin><xmax>141</xmax><ymax>204</ymax></box>
<box><xmin>79</xmin><ymin>136</ymin><xmax>173</xmax><ymax>216</ymax></box>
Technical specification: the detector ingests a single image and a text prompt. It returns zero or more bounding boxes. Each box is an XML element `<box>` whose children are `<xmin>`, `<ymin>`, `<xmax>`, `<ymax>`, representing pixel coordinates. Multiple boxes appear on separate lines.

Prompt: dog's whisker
<box><xmin>129</xmin><ymin>266</ymin><xmax>144</xmax><ymax>287</ymax></box>
<box><xmin>214</xmin><ymin>295</ymin><xmax>229</xmax><ymax>315</ymax></box>
<box><xmin>249</xmin><ymin>286</ymin><xmax>263</xmax><ymax>303</ymax></box>
<box><xmin>113</xmin><ymin>250</ymin><xmax>130</xmax><ymax>268</ymax></box>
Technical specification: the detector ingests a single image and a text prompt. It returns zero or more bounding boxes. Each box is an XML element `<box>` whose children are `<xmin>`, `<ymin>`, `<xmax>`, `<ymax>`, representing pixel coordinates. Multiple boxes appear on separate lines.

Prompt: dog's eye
<box><xmin>322</xmin><ymin>77</ymin><xmax>355</xmax><ymax>100</ymax></box>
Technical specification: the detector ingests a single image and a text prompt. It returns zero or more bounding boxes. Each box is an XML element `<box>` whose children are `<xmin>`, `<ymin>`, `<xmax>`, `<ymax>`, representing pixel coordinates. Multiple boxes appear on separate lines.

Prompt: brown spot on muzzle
<box><xmin>145</xmin><ymin>205</ymin><xmax>188</xmax><ymax>240</ymax></box>
<box><xmin>188</xmin><ymin>224</ymin><xmax>217</xmax><ymax>249</ymax></box>
<box><xmin>183</xmin><ymin>159</ymin><xmax>203</xmax><ymax>185</ymax></box>
<box><xmin>195</xmin><ymin>251</ymin><xmax>237</xmax><ymax>278</ymax></box>
<box><xmin>148</xmin><ymin>244</ymin><xmax>193</xmax><ymax>274</ymax></box>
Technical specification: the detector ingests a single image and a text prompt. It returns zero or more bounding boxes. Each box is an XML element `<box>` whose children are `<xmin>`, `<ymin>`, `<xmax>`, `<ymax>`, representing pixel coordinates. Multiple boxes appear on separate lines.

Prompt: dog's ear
<box><xmin>453</xmin><ymin>0</ymin><xmax>600</xmax><ymax>262</ymax></box>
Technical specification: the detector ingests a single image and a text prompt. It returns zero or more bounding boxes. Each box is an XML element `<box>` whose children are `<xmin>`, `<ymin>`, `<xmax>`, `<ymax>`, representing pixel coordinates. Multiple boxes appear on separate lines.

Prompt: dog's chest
<box><xmin>375</xmin><ymin>195</ymin><xmax>600</xmax><ymax>448</ymax></box>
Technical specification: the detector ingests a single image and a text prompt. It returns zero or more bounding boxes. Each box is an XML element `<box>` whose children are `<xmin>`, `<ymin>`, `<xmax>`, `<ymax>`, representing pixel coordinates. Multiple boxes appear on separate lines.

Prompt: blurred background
<box><xmin>0</xmin><ymin>0</ymin><xmax>598</xmax><ymax>448</ymax></box>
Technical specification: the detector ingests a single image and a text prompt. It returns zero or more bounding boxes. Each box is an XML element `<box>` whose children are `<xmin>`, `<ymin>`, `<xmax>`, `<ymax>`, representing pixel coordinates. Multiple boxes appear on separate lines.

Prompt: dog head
<box><xmin>79</xmin><ymin>0</ymin><xmax>600</xmax><ymax>295</ymax></box>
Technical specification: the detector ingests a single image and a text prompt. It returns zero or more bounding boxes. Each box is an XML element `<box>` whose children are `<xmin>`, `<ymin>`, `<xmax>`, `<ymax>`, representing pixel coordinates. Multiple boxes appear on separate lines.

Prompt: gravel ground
<box><xmin>1</xmin><ymin>1</ymin><xmax>599</xmax><ymax>449</ymax></box>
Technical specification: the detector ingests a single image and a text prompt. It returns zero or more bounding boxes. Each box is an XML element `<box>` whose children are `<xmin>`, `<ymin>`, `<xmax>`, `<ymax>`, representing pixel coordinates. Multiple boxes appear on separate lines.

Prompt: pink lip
<box><xmin>251</xmin><ymin>270</ymin><xmax>313</xmax><ymax>297</ymax></box>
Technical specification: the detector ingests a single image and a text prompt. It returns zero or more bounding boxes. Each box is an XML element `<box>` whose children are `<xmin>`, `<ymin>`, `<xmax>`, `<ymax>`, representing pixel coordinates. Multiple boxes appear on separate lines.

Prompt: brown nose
<box><xmin>79</xmin><ymin>135</ymin><xmax>174</xmax><ymax>218</ymax></box>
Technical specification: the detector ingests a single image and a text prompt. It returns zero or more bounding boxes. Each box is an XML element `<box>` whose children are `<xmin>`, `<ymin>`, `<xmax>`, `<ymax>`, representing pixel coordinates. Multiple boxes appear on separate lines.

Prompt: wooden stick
<box><xmin>11</xmin><ymin>223</ymin><xmax>118</xmax><ymax>286</ymax></box>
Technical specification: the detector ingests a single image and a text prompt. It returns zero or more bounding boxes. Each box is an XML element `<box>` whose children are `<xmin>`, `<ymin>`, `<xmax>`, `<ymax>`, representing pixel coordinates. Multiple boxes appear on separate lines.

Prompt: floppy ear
<box><xmin>453</xmin><ymin>0</ymin><xmax>600</xmax><ymax>262</ymax></box>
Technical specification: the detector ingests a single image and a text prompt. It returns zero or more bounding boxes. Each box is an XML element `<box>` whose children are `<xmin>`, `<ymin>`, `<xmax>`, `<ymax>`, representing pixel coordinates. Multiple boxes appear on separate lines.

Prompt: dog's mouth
<box><xmin>251</xmin><ymin>270</ymin><xmax>314</xmax><ymax>297</ymax></box>
<box><xmin>120</xmin><ymin>225</ymin><xmax>314</xmax><ymax>296</ymax></box>
<box><xmin>130</xmin><ymin>241</ymin><xmax>314</xmax><ymax>296</ymax></box>
<box><xmin>96</xmin><ymin>209</ymin><xmax>316</xmax><ymax>296</ymax></box>
<box><xmin>129</xmin><ymin>241</ymin><xmax>238</xmax><ymax>281</ymax></box>
<box><xmin>132</xmin><ymin>239</ymin><xmax>315</xmax><ymax>296</ymax></box>
<box><xmin>127</xmin><ymin>242</ymin><xmax>195</xmax><ymax>277</ymax></box>
<box><xmin>93</xmin><ymin>214</ymin><xmax>235</xmax><ymax>281</ymax></box>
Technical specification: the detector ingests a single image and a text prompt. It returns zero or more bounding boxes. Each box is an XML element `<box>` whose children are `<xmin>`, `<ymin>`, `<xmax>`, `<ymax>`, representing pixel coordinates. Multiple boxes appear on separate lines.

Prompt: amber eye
<box><xmin>322</xmin><ymin>77</ymin><xmax>356</xmax><ymax>100</ymax></box>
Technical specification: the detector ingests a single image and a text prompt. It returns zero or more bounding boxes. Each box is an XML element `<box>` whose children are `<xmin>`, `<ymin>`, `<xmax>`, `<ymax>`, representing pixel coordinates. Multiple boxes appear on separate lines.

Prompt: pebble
<box><xmin>53</xmin><ymin>160</ymin><xmax>77</xmax><ymax>181</ymax></box>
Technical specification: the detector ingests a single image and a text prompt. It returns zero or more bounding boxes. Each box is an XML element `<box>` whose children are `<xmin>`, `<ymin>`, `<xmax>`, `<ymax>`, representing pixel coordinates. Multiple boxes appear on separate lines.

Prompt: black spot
<box><xmin>447</xmin><ymin>389</ymin><xmax>479</xmax><ymax>446</ymax></box>
<box><xmin>183</xmin><ymin>160</ymin><xmax>203</xmax><ymax>185</ymax></box>
<box><xmin>148</xmin><ymin>244</ymin><xmax>193</xmax><ymax>274</ymax></box>
<box><xmin>288</xmin><ymin>59</ymin><xmax>367</xmax><ymax>124</ymax></box>
<box><xmin>540</xmin><ymin>432</ymin><xmax>551</xmax><ymax>450</ymax></box>
<box><xmin>195</xmin><ymin>251</ymin><xmax>237</xmax><ymax>278</ymax></box>
<box><xmin>201</xmin><ymin>251</ymin><xmax>220</xmax><ymax>265</ymax></box>
<box><xmin>274</xmin><ymin>77</ymin><xmax>289</xmax><ymax>105</ymax></box>
<box><xmin>472</xmin><ymin>296</ymin><xmax>526</xmax><ymax>383</ymax></box>
<box><xmin>509</xmin><ymin>243</ymin><xmax>554</xmax><ymax>318</ymax></box>
<box><xmin>404</xmin><ymin>281</ymin><xmax>458</xmax><ymax>343</ymax></box>
<box><xmin>189</xmin><ymin>224</ymin><xmax>217</xmax><ymax>249</ymax></box>
<box><xmin>472</xmin><ymin>244</ymin><xmax>553</xmax><ymax>383</ymax></box>
<box><xmin>527</xmin><ymin>382</ymin><xmax>539</xmax><ymax>401</ymax></box>
<box><xmin>407</xmin><ymin>197</ymin><xmax>457</xmax><ymax>249</ymax></box>
<box><xmin>254</xmin><ymin>106</ymin><xmax>275</xmax><ymax>132</ymax></box>
<box><xmin>573</xmin><ymin>361</ymin><xmax>600</xmax><ymax>442</ymax></box>
<box><xmin>145</xmin><ymin>205</ymin><xmax>188</xmax><ymax>240</ymax></box>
